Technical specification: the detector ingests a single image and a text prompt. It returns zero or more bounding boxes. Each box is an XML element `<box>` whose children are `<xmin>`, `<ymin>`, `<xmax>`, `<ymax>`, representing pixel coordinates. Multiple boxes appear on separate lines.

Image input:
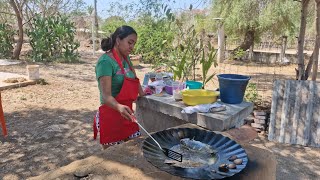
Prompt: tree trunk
<box><xmin>234</xmin><ymin>29</ymin><xmax>255</xmax><ymax>52</ymax></box>
<box><xmin>9</xmin><ymin>0</ymin><xmax>23</xmax><ymax>60</ymax></box>
<box><xmin>312</xmin><ymin>0</ymin><xmax>320</xmax><ymax>81</ymax></box>
<box><xmin>94</xmin><ymin>0</ymin><xmax>99</xmax><ymax>37</ymax></box>
<box><xmin>297</xmin><ymin>0</ymin><xmax>310</xmax><ymax>80</ymax></box>
<box><xmin>303</xmin><ymin>51</ymin><xmax>314</xmax><ymax>80</ymax></box>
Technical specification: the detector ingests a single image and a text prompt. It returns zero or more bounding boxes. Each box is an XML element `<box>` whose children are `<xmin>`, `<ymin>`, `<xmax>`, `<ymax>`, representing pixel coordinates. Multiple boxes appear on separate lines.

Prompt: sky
<box><xmin>83</xmin><ymin>0</ymin><xmax>209</xmax><ymax>19</ymax></box>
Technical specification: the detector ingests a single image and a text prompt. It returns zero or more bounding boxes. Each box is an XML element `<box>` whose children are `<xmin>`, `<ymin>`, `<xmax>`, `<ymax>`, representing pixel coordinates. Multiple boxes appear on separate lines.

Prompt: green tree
<box><xmin>0</xmin><ymin>1</ymin><xmax>15</xmax><ymax>24</ymax></box>
<box><xmin>2</xmin><ymin>0</ymin><xmax>89</xmax><ymax>60</ymax></box>
<box><xmin>0</xmin><ymin>23</ymin><xmax>15</xmax><ymax>58</ymax></box>
<box><xmin>101</xmin><ymin>16</ymin><xmax>126</xmax><ymax>35</ymax></box>
<box><xmin>27</xmin><ymin>15</ymin><xmax>80</xmax><ymax>62</ymax></box>
<box><xmin>101</xmin><ymin>0</ymin><xmax>175</xmax><ymax>65</ymax></box>
<box><xmin>210</xmin><ymin>0</ymin><xmax>301</xmax><ymax>51</ymax></box>
<box><xmin>106</xmin><ymin>0</ymin><xmax>173</xmax><ymax>20</ymax></box>
<box><xmin>133</xmin><ymin>15</ymin><xmax>174</xmax><ymax>64</ymax></box>
<box><xmin>9</xmin><ymin>0</ymin><xmax>24</xmax><ymax>60</ymax></box>
<box><xmin>69</xmin><ymin>0</ymin><xmax>87</xmax><ymax>16</ymax></box>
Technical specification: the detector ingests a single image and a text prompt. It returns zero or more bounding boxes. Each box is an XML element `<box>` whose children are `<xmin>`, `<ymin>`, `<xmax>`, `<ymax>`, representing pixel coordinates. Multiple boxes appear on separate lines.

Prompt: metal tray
<box><xmin>142</xmin><ymin>128</ymin><xmax>248</xmax><ymax>179</ymax></box>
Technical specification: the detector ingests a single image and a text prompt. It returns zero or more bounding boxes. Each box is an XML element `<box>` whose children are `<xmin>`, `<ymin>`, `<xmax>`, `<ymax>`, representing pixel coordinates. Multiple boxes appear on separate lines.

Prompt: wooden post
<box><xmin>312</xmin><ymin>44</ymin><xmax>319</xmax><ymax>81</ymax></box>
<box><xmin>217</xmin><ymin>21</ymin><xmax>225</xmax><ymax>63</ymax></box>
<box><xmin>91</xmin><ymin>10</ymin><xmax>96</xmax><ymax>56</ymax></box>
<box><xmin>279</xmin><ymin>36</ymin><xmax>288</xmax><ymax>63</ymax></box>
<box><xmin>249</xmin><ymin>45</ymin><xmax>254</xmax><ymax>61</ymax></box>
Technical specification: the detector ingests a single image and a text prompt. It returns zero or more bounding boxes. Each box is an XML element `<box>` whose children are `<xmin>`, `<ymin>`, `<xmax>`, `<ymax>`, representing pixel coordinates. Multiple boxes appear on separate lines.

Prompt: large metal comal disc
<box><xmin>142</xmin><ymin>128</ymin><xmax>248</xmax><ymax>179</ymax></box>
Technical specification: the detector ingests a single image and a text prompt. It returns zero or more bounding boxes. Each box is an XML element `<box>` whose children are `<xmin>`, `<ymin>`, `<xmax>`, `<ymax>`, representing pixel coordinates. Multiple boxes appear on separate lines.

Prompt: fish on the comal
<box><xmin>180</xmin><ymin>138</ymin><xmax>217</xmax><ymax>155</ymax></box>
<box><xmin>164</xmin><ymin>138</ymin><xmax>217</xmax><ymax>168</ymax></box>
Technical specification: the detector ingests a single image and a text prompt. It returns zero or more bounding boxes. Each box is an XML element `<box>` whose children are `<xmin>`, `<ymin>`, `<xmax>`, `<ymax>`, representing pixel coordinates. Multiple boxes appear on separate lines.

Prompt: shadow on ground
<box><xmin>250</xmin><ymin>136</ymin><xmax>320</xmax><ymax>180</ymax></box>
<box><xmin>0</xmin><ymin>107</ymin><xmax>101</xmax><ymax>179</ymax></box>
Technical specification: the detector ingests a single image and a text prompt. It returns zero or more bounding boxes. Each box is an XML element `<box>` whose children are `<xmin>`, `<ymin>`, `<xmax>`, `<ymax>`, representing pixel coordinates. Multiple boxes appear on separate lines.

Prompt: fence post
<box><xmin>91</xmin><ymin>10</ymin><xmax>96</xmax><ymax>56</ymax></box>
<box><xmin>249</xmin><ymin>45</ymin><xmax>254</xmax><ymax>61</ymax></box>
<box><xmin>280</xmin><ymin>35</ymin><xmax>288</xmax><ymax>63</ymax></box>
<box><xmin>217</xmin><ymin>21</ymin><xmax>225</xmax><ymax>63</ymax></box>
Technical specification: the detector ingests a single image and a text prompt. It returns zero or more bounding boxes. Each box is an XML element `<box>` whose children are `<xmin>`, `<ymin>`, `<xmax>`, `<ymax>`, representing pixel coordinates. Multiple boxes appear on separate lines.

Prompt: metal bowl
<box><xmin>142</xmin><ymin>128</ymin><xmax>248</xmax><ymax>180</ymax></box>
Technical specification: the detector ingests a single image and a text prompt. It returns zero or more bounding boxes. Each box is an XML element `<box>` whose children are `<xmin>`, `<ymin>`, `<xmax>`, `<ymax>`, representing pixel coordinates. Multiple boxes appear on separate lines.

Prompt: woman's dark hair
<box><xmin>101</xmin><ymin>25</ymin><xmax>137</xmax><ymax>51</ymax></box>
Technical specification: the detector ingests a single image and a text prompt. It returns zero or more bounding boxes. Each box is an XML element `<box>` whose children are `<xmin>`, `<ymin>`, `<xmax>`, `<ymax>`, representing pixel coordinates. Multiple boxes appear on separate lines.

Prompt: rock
<box><xmin>73</xmin><ymin>168</ymin><xmax>90</xmax><ymax>178</ymax></box>
<box><xmin>219</xmin><ymin>164</ymin><xmax>229</xmax><ymax>172</ymax></box>
<box><xmin>228</xmin><ymin>163</ymin><xmax>237</xmax><ymax>169</ymax></box>
<box><xmin>228</xmin><ymin>155</ymin><xmax>237</xmax><ymax>161</ymax></box>
<box><xmin>234</xmin><ymin>159</ymin><xmax>243</xmax><ymax>165</ymax></box>
<box><xmin>253</xmin><ymin>110</ymin><xmax>266</xmax><ymax>116</ymax></box>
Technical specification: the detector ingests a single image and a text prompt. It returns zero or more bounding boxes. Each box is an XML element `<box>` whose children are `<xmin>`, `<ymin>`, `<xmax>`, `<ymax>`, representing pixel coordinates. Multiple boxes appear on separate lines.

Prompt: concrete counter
<box><xmin>135</xmin><ymin>95</ymin><xmax>253</xmax><ymax>133</ymax></box>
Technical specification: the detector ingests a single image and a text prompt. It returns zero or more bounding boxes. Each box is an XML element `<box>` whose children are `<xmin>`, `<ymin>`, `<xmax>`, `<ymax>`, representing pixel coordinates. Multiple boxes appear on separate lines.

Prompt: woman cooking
<box><xmin>93</xmin><ymin>25</ymin><xmax>145</xmax><ymax>149</ymax></box>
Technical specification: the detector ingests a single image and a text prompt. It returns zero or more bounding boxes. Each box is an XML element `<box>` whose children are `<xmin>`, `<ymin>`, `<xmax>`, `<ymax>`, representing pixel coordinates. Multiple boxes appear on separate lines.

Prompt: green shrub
<box><xmin>27</xmin><ymin>15</ymin><xmax>80</xmax><ymax>62</ymax></box>
<box><xmin>101</xmin><ymin>16</ymin><xmax>126</xmax><ymax>35</ymax></box>
<box><xmin>133</xmin><ymin>17</ymin><xmax>174</xmax><ymax>65</ymax></box>
<box><xmin>232</xmin><ymin>48</ymin><xmax>246</xmax><ymax>60</ymax></box>
<box><xmin>245</xmin><ymin>83</ymin><xmax>261</xmax><ymax>104</ymax></box>
<box><xmin>0</xmin><ymin>23</ymin><xmax>15</xmax><ymax>58</ymax></box>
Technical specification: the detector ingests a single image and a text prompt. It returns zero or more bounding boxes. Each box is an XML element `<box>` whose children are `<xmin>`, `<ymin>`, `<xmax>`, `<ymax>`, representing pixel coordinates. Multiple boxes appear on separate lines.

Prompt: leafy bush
<box><xmin>100</xmin><ymin>14</ymin><xmax>174</xmax><ymax>66</ymax></box>
<box><xmin>162</xmin><ymin>7</ymin><xmax>218</xmax><ymax>85</ymax></box>
<box><xmin>232</xmin><ymin>48</ymin><xmax>246</xmax><ymax>60</ymax></box>
<box><xmin>27</xmin><ymin>15</ymin><xmax>80</xmax><ymax>62</ymax></box>
<box><xmin>0</xmin><ymin>23</ymin><xmax>15</xmax><ymax>58</ymax></box>
<box><xmin>101</xmin><ymin>16</ymin><xmax>126</xmax><ymax>35</ymax></box>
<box><xmin>133</xmin><ymin>16</ymin><xmax>174</xmax><ymax>65</ymax></box>
<box><xmin>245</xmin><ymin>83</ymin><xmax>261</xmax><ymax>104</ymax></box>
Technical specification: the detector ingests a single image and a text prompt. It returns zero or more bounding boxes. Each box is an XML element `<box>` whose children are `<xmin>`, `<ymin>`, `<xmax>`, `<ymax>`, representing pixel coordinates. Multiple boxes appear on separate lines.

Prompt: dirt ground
<box><xmin>0</xmin><ymin>50</ymin><xmax>320</xmax><ymax>180</ymax></box>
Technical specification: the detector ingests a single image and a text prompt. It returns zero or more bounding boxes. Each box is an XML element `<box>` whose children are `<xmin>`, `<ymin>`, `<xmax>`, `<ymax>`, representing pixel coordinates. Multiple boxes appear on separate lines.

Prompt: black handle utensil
<box><xmin>132</xmin><ymin>116</ymin><xmax>182</xmax><ymax>162</ymax></box>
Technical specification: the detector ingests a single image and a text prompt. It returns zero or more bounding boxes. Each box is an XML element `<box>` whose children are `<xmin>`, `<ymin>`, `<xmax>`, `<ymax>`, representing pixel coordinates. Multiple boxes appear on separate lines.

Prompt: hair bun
<box><xmin>101</xmin><ymin>37</ymin><xmax>112</xmax><ymax>51</ymax></box>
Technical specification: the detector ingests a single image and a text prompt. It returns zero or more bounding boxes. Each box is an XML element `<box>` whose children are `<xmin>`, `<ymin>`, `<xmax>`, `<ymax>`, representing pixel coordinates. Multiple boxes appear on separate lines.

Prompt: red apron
<box><xmin>93</xmin><ymin>49</ymin><xmax>140</xmax><ymax>144</ymax></box>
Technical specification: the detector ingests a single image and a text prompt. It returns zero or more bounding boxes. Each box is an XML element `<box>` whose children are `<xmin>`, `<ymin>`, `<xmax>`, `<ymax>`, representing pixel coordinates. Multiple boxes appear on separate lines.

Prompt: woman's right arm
<box><xmin>99</xmin><ymin>76</ymin><xmax>133</xmax><ymax>121</ymax></box>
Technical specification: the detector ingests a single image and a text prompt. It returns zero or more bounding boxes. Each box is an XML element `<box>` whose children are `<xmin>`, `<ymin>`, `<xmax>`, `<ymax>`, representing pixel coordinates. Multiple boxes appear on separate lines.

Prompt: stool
<box><xmin>0</xmin><ymin>92</ymin><xmax>7</xmax><ymax>137</ymax></box>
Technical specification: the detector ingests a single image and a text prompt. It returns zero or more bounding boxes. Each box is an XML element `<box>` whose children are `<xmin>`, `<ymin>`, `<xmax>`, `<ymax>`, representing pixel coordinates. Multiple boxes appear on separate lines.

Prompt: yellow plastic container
<box><xmin>181</xmin><ymin>89</ymin><xmax>220</xmax><ymax>106</ymax></box>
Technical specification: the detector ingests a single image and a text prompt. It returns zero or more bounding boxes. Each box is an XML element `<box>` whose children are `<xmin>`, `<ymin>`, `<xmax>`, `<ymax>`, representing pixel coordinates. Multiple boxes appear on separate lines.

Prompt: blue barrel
<box><xmin>217</xmin><ymin>74</ymin><xmax>250</xmax><ymax>104</ymax></box>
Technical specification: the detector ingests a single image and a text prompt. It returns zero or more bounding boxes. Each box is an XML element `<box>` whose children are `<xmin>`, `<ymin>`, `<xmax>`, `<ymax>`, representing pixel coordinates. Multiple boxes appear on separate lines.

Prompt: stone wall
<box><xmin>225</xmin><ymin>50</ymin><xmax>311</xmax><ymax>64</ymax></box>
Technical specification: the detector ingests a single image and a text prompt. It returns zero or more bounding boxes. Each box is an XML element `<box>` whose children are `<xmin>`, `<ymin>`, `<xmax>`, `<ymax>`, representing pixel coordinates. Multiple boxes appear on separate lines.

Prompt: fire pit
<box><xmin>142</xmin><ymin>128</ymin><xmax>248</xmax><ymax>179</ymax></box>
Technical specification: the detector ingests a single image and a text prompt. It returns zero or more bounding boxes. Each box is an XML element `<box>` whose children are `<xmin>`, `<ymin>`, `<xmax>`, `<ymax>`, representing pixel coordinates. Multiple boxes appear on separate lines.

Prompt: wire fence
<box><xmin>225</xmin><ymin>37</ymin><xmax>315</xmax><ymax>53</ymax></box>
<box><xmin>206</xmin><ymin>35</ymin><xmax>317</xmax><ymax>108</ymax></box>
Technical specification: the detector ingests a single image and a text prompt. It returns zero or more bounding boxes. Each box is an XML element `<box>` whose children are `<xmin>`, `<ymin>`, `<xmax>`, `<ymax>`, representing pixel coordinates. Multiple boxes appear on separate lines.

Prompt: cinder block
<box><xmin>254</xmin><ymin>110</ymin><xmax>266</xmax><ymax>116</ymax></box>
<box><xmin>254</xmin><ymin>119</ymin><xmax>266</xmax><ymax>125</ymax></box>
<box><xmin>255</xmin><ymin>115</ymin><xmax>266</xmax><ymax>120</ymax></box>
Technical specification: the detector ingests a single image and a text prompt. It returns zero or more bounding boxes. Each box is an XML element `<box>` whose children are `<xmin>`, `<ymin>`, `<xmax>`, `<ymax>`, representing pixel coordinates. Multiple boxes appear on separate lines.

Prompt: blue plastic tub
<box><xmin>217</xmin><ymin>74</ymin><xmax>250</xmax><ymax>104</ymax></box>
<box><xmin>186</xmin><ymin>81</ymin><xmax>203</xmax><ymax>89</ymax></box>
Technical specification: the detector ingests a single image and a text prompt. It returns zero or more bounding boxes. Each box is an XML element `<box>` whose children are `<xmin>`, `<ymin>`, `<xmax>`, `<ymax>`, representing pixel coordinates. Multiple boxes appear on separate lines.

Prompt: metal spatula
<box><xmin>132</xmin><ymin>116</ymin><xmax>182</xmax><ymax>162</ymax></box>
